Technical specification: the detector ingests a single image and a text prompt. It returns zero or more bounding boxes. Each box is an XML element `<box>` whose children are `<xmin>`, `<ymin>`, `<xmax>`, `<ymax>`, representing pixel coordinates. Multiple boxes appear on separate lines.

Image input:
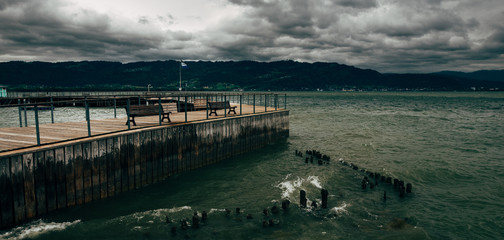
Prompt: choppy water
<box><xmin>1</xmin><ymin>92</ymin><xmax>504</xmax><ymax>240</ymax></box>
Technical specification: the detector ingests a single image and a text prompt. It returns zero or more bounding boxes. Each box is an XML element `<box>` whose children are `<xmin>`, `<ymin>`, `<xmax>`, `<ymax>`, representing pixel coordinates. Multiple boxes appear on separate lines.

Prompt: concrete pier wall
<box><xmin>0</xmin><ymin>110</ymin><xmax>289</xmax><ymax>229</ymax></box>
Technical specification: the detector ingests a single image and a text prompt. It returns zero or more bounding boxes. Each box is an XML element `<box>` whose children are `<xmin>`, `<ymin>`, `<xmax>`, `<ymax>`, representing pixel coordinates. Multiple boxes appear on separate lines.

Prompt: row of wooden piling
<box><xmin>295</xmin><ymin>149</ymin><xmax>414</xmax><ymax>200</ymax></box>
<box><xmin>167</xmin><ymin>200</ymin><xmax>294</xmax><ymax>237</ymax></box>
<box><xmin>338</xmin><ymin>159</ymin><xmax>413</xmax><ymax>199</ymax></box>
<box><xmin>295</xmin><ymin>149</ymin><xmax>331</xmax><ymax>166</ymax></box>
<box><xmin>299</xmin><ymin>189</ymin><xmax>329</xmax><ymax>209</ymax></box>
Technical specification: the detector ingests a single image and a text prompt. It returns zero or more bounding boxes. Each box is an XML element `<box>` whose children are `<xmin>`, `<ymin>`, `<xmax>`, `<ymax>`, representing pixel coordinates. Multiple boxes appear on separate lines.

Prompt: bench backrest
<box><xmin>128</xmin><ymin>105</ymin><xmax>159</xmax><ymax>115</ymax></box>
<box><xmin>193</xmin><ymin>99</ymin><xmax>207</xmax><ymax>109</ymax></box>
<box><xmin>157</xmin><ymin>102</ymin><xmax>178</xmax><ymax>113</ymax></box>
<box><xmin>208</xmin><ymin>101</ymin><xmax>231</xmax><ymax>109</ymax></box>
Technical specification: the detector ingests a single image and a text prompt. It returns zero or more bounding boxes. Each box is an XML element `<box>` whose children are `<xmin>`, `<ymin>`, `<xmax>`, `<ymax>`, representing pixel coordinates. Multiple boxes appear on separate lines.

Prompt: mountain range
<box><xmin>0</xmin><ymin>60</ymin><xmax>502</xmax><ymax>91</ymax></box>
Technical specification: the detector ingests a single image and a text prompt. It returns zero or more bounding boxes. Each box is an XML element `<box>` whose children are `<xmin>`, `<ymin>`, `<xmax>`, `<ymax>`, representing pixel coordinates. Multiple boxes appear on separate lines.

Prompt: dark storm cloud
<box><xmin>0</xmin><ymin>0</ymin><xmax>503</xmax><ymax>72</ymax></box>
<box><xmin>333</xmin><ymin>0</ymin><xmax>377</xmax><ymax>9</ymax></box>
<box><xmin>217</xmin><ymin>0</ymin><xmax>504</xmax><ymax>72</ymax></box>
<box><xmin>0</xmin><ymin>0</ymin><xmax>171</xmax><ymax>61</ymax></box>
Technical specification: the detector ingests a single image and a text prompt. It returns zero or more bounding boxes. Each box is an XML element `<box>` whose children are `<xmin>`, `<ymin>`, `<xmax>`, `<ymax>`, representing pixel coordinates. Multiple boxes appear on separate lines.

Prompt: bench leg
<box><xmin>162</xmin><ymin>113</ymin><xmax>171</xmax><ymax>123</ymax></box>
<box><xmin>126</xmin><ymin>117</ymin><xmax>137</xmax><ymax>126</ymax></box>
<box><xmin>125</xmin><ymin>118</ymin><xmax>136</xmax><ymax>126</ymax></box>
<box><xmin>209</xmin><ymin>110</ymin><xmax>217</xmax><ymax>116</ymax></box>
<box><xmin>228</xmin><ymin>107</ymin><xmax>237</xmax><ymax>114</ymax></box>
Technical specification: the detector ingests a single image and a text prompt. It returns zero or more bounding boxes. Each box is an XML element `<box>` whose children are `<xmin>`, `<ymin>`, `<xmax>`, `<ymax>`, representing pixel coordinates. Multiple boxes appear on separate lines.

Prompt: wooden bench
<box><xmin>193</xmin><ymin>99</ymin><xmax>207</xmax><ymax>110</ymax></box>
<box><xmin>125</xmin><ymin>104</ymin><xmax>171</xmax><ymax>126</ymax></box>
<box><xmin>208</xmin><ymin>101</ymin><xmax>237</xmax><ymax>116</ymax></box>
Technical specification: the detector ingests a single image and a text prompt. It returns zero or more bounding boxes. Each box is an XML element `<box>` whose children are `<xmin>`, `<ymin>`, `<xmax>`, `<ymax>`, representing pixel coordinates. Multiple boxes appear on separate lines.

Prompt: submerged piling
<box><xmin>282</xmin><ymin>199</ymin><xmax>290</xmax><ymax>210</ymax></box>
<box><xmin>321</xmin><ymin>189</ymin><xmax>328</xmax><ymax>208</ymax></box>
<box><xmin>300</xmin><ymin>190</ymin><xmax>307</xmax><ymax>208</ymax></box>
<box><xmin>406</xmin><ymin>183</ymin><xmax>412</xmax><ymax>193</ymax></box>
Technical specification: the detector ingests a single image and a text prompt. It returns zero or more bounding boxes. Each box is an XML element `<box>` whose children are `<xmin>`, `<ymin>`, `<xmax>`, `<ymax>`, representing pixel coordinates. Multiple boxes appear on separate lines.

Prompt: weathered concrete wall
<box><xmin>0</xmin><ymin>111</ymin><xmax>289</xmax><ymax>229</ymax></box>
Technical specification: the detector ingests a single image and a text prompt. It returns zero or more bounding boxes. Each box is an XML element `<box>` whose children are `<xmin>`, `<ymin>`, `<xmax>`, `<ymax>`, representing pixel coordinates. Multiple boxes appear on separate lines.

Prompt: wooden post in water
<box><xmin>321</xmin><ymin>189</ymin><xmax>328</xmax><ymax>208</ymax></box>
<box><xmin>300</xmin><ymin>190</ymin><xmax>307</xmax><ymax>208</ymax></box>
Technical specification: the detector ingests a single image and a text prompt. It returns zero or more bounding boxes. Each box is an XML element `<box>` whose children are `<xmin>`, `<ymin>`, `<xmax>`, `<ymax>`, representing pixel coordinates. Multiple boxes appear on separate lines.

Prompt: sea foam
<box><xmin>276</xmin><ymin>175</ymin><xmax>323</xmax><ymax>199</ymax></box>
<box><xmin>0</xmin><ymin>219</ymin><xmax>81</xmax><ymax>240</ymax></box>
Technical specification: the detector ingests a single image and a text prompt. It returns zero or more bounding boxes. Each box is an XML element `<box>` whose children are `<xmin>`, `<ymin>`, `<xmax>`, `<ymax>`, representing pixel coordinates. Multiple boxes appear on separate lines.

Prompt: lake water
<box><xmin>1</xmin><ymin>92</ymin><xmax>503</xmax><ymax>239</ymax></box>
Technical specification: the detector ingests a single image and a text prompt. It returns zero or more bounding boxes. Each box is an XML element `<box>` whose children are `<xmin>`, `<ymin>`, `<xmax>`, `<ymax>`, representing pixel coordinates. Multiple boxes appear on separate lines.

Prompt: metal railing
<box><xmin>0</xmin><ymin>92</ymin><xmax>287</xmax><ymax>150</ymax></box>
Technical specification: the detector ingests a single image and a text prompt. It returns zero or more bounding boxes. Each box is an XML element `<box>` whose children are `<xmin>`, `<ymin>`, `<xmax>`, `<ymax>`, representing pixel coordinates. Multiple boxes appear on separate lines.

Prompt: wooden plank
<box><xmin>194</xmin><ymin>124</ymin><xmax>200</xmax><ymax>169</ymax></box>
<box><xmin>133</xmin><ymin>133</ymin><xmax>141</xmax><ymax>189</ymax></box>
<box><xmin>210</xmin><ymin>122</ymin><xmax>215</xmax><ymax>163</ymax></box>
<box><xmin>187</xmin><ymin>126</ymin><xmax>192</xmax><ymax>170</ymax></box>
<box><xmin>191</xmin><ymin>125</ymin><xmax>197</xmax><ymax>169</ymax></box>
<box><xmin>23</xmin><ymin>153</ymin><xmax>36</xmax><ymax>219</ymax></box>
<box><xmin>45</xmin><ymin>149</ymin><xmax>57</xmax><ymax>212</ymax></box>
<box><xmin>65</xmin><ymin>145</ymin><xmax>76</xmax><ymax>207</ymax></box>
<box><xmin>205</xmin><ymin>122</ymin><xmax>211</xmax><ymax>166</ymax></box>
<box><xmin>142</xmin><ymin>131</ymin><xmax>152</xmax><ymax>186</ymax></box>
<box><xmin>166</xmin><ymin>127</ymin><xmax>175</xmax><ymax>176</ymax></box>
<box><xmin>91</xmin><ymin>141</ymin><xmax>100</xmax><ymax>201</ymax></box>
<box><xmin>116</xmin><ymin>136</ymin><xmax>125</xmax><ymax>194</ymax></box>
<box><xmin>98</xmin><ymin>139</ymin><xmax>107</xmax><ymax>199</ymax></box>
<box><xmin>107</xmin><ymin>138</ymin><xmax>115</xmax><ymax>197</ymax></box>
<box><xmin>82</xmin><ymin>142</ymin><xmax>92</xmax><ymax>204</ymax></box>
<box><xmin>127</xmin><ymin>134</ymin><xmax>135</xmax><ymax>190</ymax></box>
<box><xmin>0</xmin><ymin>157</ymin><xmax>14</xmax><ymax>229</ymax></box>
<box><xmin>121</xmin><ymin>135</ymin><xmax>130</xmax><ymax>192</ymax></box>
<box><xmin>179</xmin><ymin>126</ymin><xmax>185</xmax><ymax>172</ymax></box>
<box><xmin>33</xmin><ymin>151</ymin><xmax>46</xmax><ymax>215</ymax></box>
<box><xmin>73</xmin><ymin>144</ymin><xmax>84</xmax><ymax>205</ymax></box>
<box><xmin>161</xmin><ymin>128</ymin><xmax>168</xmax><ymax>179</ymax></box>
<box><xmin>151</xmin><ymin>130</ymin><xmax>160</xmax><ymax>183</ymax></box>
<box><xmin>216</xmin><ymin>122</ymin><xmax>222</xmax><ymax>164</ymax></box>
<box><xmin>199</xmin><ymin>123</ymin><xmax>206</xmax><ymax>168</ymax></box>
<box><xmin>175</xmin><ymin>127</ymin><xmax>182</xmax><ymax>173</ymax></box>
<box><xmin>55</xmin><ymin>148</ymin><xmax>67</xmax><ymax>209</ymax></box>
<box><xmin>185</xmin><ymin>126</ymin><xmax>190</xmax><ymax>170</ymax></box>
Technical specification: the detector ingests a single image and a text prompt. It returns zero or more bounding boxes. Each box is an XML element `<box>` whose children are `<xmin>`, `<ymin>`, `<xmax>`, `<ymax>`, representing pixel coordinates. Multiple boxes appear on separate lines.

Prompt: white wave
<box><xmin>276</xmin><ymin>175</ymin><xmax>323</xmax><ymax>199</ymax></box>
<box><xmin>209</xmin><ymin>208</ymin><xmax>227</xmax><ymax>213</ymax></box>
<box><xmin>329</xmin><ymin>202</ymin><xmax>350</xmax><ymax>215</ymax></box>
<box><xmin>277</xmin><ymin>175</ymin><xmax>304</xmax><ymax>199</ymax></box>
<box><xmin>165</xmin><ymin>206</ymin><xmax>192</xmax><ymax>213</ymax></box>
<box><xmin>307</xmin><ymin>176</ymin><xmax>322</xmax><ymax>189</ymax></box>
<box><xmin>140</xmin><ymin>206</ymin><xmax>192</xmax><ymax>218</ymax></box>
<box><xmin>0</xmin><ymin>219</ymin><xmax>81</xmax><ymax>240</ymax></box>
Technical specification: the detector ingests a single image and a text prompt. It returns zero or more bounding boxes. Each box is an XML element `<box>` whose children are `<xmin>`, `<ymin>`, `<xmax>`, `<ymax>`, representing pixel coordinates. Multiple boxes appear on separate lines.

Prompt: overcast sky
<box><xmin>0</xmin><ymin>0</ymin><xmax>503</xmax><ymax>73</ymax></box>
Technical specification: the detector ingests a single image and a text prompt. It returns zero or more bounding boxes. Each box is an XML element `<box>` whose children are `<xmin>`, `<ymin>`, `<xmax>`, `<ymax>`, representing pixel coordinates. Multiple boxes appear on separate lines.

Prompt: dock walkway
<box><xmin>0</xmin><ymin>104</ymin><xmax>278</xmax><ymax>153</ymax></box>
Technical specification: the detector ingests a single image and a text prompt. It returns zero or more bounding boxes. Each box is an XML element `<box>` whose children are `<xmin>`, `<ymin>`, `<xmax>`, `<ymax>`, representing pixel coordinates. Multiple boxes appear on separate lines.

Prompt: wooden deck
<box><xmin>0</xmin><ymin>104</ymin><xmax>280</xmax><ymax>153</ymax></box>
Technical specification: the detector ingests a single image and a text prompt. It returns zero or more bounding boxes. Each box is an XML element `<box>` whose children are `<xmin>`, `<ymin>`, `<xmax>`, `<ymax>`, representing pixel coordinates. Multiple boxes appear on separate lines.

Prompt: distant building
<box><xmin>0</xmin><ymin>85</ymin><xmax>6</xmax><ymax>97</ymax></box>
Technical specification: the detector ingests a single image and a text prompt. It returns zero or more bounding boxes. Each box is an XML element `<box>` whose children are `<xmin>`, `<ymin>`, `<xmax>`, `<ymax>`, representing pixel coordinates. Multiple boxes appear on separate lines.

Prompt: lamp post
<box><xmin>179</xmin><ymin>61</ymin><xmax>182</xmax><ymax>91</ymax></box>
<box><xmin>147</xmin><ymin>84</ymin><xmax>152</xmax><ymax>94</ymax></box>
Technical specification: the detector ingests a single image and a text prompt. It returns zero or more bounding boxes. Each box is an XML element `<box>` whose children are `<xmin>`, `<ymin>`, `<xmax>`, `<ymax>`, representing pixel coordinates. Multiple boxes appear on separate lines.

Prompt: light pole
<box><xmin>179</xmin><ymin>61</ymin><xmax>182</xmax><ymax>91</ymax></box>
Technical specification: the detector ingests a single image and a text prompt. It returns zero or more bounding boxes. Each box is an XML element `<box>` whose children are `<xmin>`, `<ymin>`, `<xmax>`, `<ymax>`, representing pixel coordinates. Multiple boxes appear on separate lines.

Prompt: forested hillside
<box><xmin>0</xmin><ymin>60</ymin><xmax>502</xmax><ymax>91</ymax></box>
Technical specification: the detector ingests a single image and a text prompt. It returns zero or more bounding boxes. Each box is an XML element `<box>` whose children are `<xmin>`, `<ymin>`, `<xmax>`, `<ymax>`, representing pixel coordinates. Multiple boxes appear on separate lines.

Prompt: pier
<box><xmin>0</xmin><ymin>92</ymin><xmax>289</xmax><ymax>229</ymax></box>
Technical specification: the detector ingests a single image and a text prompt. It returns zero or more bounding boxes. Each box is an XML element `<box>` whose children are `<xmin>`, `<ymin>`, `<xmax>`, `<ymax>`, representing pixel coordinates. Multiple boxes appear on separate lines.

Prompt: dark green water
<box><xmin>2</xmin><ymin>92</ymin><xmax>503</xmax><ymax>239</ymax></box>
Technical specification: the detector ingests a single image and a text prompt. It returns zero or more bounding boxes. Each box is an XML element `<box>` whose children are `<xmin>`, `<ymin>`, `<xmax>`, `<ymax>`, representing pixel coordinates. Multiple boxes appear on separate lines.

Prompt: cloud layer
<box><xmin>0</xmin><ymin>0</ymin><xmax>503</xmax><ymax>73</ymax></box>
